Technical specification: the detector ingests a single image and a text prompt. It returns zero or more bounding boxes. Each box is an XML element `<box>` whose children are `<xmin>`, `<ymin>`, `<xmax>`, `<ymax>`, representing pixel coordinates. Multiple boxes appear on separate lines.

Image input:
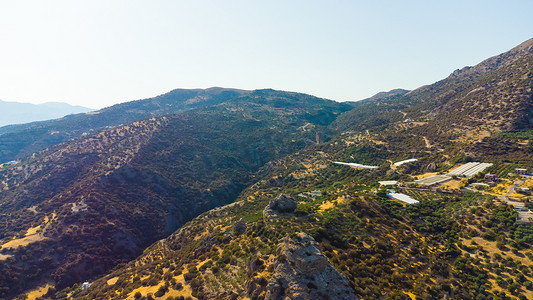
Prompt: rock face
<box><xmin>263</xmin><ymin>194</ymin><xmax>297</xmax><ymax>219</ymax></box>
<box><xmin>265</xmin><ymin>232</ymin><xmax>358</xmax><ymax>300</ymax></box>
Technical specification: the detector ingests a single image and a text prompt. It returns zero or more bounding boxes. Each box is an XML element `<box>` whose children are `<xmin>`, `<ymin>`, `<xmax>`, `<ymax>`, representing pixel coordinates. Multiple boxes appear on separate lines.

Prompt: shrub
<box><xmin>524</xmin><ymin>281</ymin><xmax>533</xmax><ymax>290</ymax></box>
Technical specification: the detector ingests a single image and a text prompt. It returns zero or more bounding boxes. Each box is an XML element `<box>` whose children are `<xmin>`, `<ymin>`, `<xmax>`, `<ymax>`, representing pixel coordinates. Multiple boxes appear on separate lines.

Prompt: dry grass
<box><xmin>509</xmin><ymin>192</ymin><xmax>526</xmax><ymax>198</ymax></box>
<box><xmin>461</xmin><ymin>236</ymin><xmax>533</xmax><ymax>298</ymax></box>
<box><xmin>439</xmin><ymin>179</ymin><xmax>466</xmax><ymax>190</ymax></box>
<box><xmin>0</xmin><ymin>214</ymin><xmax>55</xmax><ymax>249</ymax></box>
<box><xmin>1</xmin><ymin>229</ymin><xmax>47</xmax><ymax>249</ymax></box>
<box><xmin>402</xmin><ymin>291</ymin><xmax>416</xmax><ymax>300</ymax></box>
<box><xmin>107</xmin><ymin>277</ymin><xmax>119</xmax><ymax>285</ymax></box>
<box><xmin>372</xmin><ymin>140</ymin><xmax>387</xmax><ymax>146</ymax></box>
<box><xmin>415</xmin><ymin>172</ymin><xmax>439</xmax><ymax>180</ymax></box>
<box><xmin>25</xmin><ymin>284</ymin><xmax>53</xmax><ymax>300</ymax></box>
<box><xmin>462</xmin><ymin>237</ymin><xmax>532</xmax><ymax>265</ymax></box>
<box><xmin>453</xmin><ymin>129</ymin><xmax>492</xmax><ymax>143</ymax></box>
<box><xmin>134</xmin><ymin>273</ymin><xmax>195</xmax><ymax>300</ymax></box>
<box><xmin>486</xmin><ymin>179</ymin><xmax>515</xmax><ymax>196</ymax></box>
<box><xmin>318</xmin><ymin>201</ymin><xmax>335</xmax><ymax>212</ymax></box>
<box><xmin>520</xmin><ymin>177</ymin><xmax>533</xmax><ymax>189</ymax></box>
<box><xmin>0</xmin><ymin>253</ymin><xmax>12</xmax><ymax>261</ymax></box>
<box><xmin>317</xmin><ymin>196</ymin><xmax>349</xmax><ymax>213</ymax></box>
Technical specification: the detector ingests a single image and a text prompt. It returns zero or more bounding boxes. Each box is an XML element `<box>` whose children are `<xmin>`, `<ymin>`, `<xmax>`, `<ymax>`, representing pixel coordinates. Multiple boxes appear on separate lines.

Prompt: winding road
<box><xmin>498</xmin><ymin>176</ymin><xmax>532</xmax><ymax>223</ymax></box>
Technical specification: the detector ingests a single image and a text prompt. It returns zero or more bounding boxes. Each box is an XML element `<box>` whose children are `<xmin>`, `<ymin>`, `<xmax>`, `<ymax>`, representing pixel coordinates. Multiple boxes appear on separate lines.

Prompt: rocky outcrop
<box><xmin>263</xmin><ymin>194</ymin><xmax>297</xmax><ymax>219</ymax></box>
<box><xmin>426</xmin><ymin>162</ymin><xmax>437</xmax><ymax>172</ymax></box>
<box><xmin>233</xmin><ymin>218</ymin><xmax>247</xmax><ymax>235</ymax></box>
<box><xmin>264</xmin><ymin>232</ymin><xmax>358</xmax><ymax>300</ymax></box>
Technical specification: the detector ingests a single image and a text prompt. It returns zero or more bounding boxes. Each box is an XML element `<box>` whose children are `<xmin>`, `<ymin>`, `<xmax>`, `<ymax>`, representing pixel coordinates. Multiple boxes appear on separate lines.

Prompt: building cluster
<box><xmin>515</xmin><ymin>168</ymin><xmax>529</xmax><ymax>176</ymax></box>
<box><xmin>484</xmin><ymin>173</ymin><xmax>498</xmax><ymax>184</ymax></box>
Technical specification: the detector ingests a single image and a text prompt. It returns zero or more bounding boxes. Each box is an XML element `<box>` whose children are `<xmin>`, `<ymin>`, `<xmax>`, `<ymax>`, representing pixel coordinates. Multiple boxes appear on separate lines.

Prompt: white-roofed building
<box><xmin>393</xmin><ymin>159</ymin><xmax>418</xmax><ymax>167</ymax></box>
<box><xmin>379</xmin><ymin>180</ymin><xmax>398</xmax><ymax>186</ymax></box>
<box><xmin>334</xmin><ymin>162</ymin><xmax>379</xmax><ymax>169</ymax></box>
<box><xmin>447</xmin><ymin>162</ymin><xmax>493</xmax><ymax>178</ymax></box>
<box><xmin>387</xmin><ymin>192</ymin><xmax>419</xmax><ymax>205</ymax></box>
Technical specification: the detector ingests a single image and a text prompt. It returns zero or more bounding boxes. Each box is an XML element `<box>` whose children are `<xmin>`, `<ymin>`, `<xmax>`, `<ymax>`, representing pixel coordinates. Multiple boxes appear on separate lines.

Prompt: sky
<box><xmin>0</xmin><ymin>1</ymin><xmax>532</xmax><ymax>109</ymax></box>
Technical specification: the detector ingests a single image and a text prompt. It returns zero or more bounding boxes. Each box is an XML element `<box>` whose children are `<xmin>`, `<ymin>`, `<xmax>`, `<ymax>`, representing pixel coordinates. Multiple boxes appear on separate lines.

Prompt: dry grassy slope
<box><xmin>405</xmin><ymin>39</ymin><xmax>533</xmax><ymax>132</ymax></box>
<box><xmin>0</xmin><ymin>117</ymin><xmax>170</xmax><ymax>297</ymax></box>
<box><xmin>0</xmin><ymin>117</ymin><xmax>167</xmax><ymax>211</ymax></box>
<box><xmin>405</xmin><ymin>38</ymin><xmax>532</xmax><ymax>106</ymax></box>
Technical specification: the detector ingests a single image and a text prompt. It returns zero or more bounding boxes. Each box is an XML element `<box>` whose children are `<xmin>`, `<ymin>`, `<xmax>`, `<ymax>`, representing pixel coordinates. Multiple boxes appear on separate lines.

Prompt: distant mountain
<box><xmin>0</xmin><ymin>100</ymin><xmax>93</xmax><ymax>127</ymax></box>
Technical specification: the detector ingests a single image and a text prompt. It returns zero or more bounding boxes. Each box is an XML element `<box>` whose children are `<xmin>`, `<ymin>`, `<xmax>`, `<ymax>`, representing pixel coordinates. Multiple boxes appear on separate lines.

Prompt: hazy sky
<box><xmin>1</xmin><ymin>1</ymin><xmax>532</xmax><ymax>109</ymax></box>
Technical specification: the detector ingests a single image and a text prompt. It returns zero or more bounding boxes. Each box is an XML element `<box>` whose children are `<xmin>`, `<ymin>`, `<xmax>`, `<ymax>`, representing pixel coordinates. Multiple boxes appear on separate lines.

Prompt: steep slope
<box><xmin>334</xmin><ymin>38</ymin><xmax>533</xmax><ymax>137</ymax></box>
<box><xmin>0</xmin><ymin>100</ymin><xmax>93</xmax><ymax>127</ymax></box>
<box><xmin>0</xmin><ymin>88</ymin><xmax>248</xmax><ymax>163</ymax></box>
<box><xmin>0</xmin><ymin>89</ymin><xmax>352</xmax><ymax>298</ymax></box>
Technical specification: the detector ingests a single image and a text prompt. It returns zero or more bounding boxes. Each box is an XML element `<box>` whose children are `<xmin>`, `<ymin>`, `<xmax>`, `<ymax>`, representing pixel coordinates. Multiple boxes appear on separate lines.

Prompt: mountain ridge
<box><xmin>0</xmin><ymin>88</ymin><xmax>250</xmax><ymax>164</ymax></box>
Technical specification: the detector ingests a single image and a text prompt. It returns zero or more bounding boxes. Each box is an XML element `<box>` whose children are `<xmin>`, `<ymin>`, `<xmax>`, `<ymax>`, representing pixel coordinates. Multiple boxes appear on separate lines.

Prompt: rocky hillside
<box><xmin>77</xmin><ymin>117</ymin><xmax>533</xmax><ymax>299</ymax></box>
<box><xmin>75</xmin><ymin>135</ymin><xmax>519</xmax><ymax>299</ymax></box>
<box><xmin>0</xmin><ymin>89</ymin><xmax>352</xmax><ymax>298</ymax></box>
<box><xmin>363</xmin><ymin>88</ymin><xmax>410</xmax><ymax>102</ymax></box>
<box><xmin>335</xmin><ymin>38</ymin><xmax>533</xmax><ymax>137</ymax></box>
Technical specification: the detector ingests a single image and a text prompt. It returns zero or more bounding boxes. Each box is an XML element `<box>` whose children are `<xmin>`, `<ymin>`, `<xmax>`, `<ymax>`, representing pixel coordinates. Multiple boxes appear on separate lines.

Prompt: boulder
<box><xmin>269</xmin><ymin>194</ymin><xmax>297</xmax><ymax>212</ymax></box>
<box><xmin>263</xmin><ymin>232</ymin><xmax>358</xmax><ymax>300</ymax></box>
<box><xmin>263</xmin><ymin>194</ymin><xmax>297</xmax><ymax>219</ymax></box>
<box><xmin>233</xmin><ymin>218</ymin><xmax>247</xmax><ymax>235</ymax></box>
